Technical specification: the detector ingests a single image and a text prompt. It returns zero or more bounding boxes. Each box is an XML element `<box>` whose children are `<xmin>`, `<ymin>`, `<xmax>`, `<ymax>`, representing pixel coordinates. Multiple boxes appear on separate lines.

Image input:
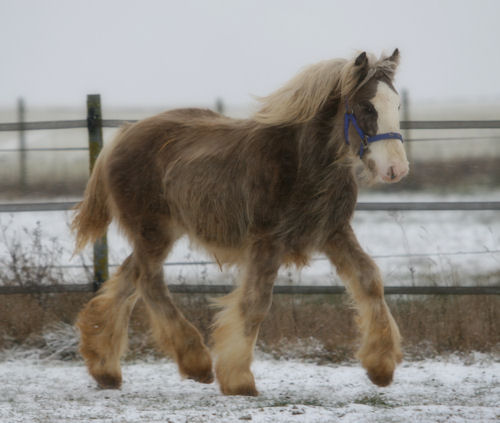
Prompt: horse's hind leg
<box><xmin>324</xmin><ymin>225</ymin><xmax>402</xmax><ymax>387</ymax></box>
<box><xmin>212</xmin><ymin>240</ymin><xmax>282</xmax><ymax>396</ymax></box>
<box><xmin>133</xmin><ymin>222</ymin><xmax>213</xmax><ymax>384</ymax></box>
<box><xmin>76</xmin><ymin>255</ymin><xmax>138</xmax><ymax>389</ymax></box>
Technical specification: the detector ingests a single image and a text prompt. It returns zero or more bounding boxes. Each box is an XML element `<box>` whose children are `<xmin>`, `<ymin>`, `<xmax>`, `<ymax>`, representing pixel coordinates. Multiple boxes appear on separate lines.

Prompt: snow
<box><xmin>0</xmin><ymin>354</ymin><xmax>498</xmax><ymax>423</ymax></box>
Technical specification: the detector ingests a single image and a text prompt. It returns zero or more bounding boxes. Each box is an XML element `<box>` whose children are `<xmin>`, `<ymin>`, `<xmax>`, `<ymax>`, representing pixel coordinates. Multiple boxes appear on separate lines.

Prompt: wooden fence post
<box><xmin>18</xmin><ymin>98</ymin><xmax>27</xmax><ymax>192</ymax></box>
<box><xmin>401</xmin><ymin>89</ymin><xmax>411</xmax><ymax>160</ymax></box>
<box><xmin>215</xmin><ymin>97</ymin><xmax>225</xmax><ymax>114</ymax></box>
<box><xmin>87</xmin><ymin>94</ymin><xmax>109</xmax><ymax>291</ymax></box>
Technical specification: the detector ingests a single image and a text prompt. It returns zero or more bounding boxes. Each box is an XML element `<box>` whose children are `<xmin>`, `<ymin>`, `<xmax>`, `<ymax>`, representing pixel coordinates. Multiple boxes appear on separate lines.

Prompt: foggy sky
<box><xmin>1</xmin><ymin>0</ymin><xmax>499</xmax><ymax>109</ymax></box>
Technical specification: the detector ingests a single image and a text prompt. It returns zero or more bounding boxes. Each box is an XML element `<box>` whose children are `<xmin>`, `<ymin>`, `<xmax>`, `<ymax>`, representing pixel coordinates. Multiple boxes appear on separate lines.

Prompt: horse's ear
<box><xmin>355</xmin><ymin>51</ymin><xmax>368</xmax><ymax>67</ymax></box>
<box><xmin>388</xmin><ymin>48</ymin><xmax>400</xmax><ymax>65</ymax></box>
<box><xmin>382</xmin><ymin>48</ymin><xmax>400</xmax><ymax>79</ymax></box>
<box><xmin>354</xmin><ymin>51</ymin><xmax>369</xmax><ymax>82</ymax></box>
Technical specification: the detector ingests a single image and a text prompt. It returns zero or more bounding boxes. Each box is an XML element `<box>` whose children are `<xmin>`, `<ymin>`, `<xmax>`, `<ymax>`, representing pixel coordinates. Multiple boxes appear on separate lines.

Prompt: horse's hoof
<box><xmin>187</xmin><ymin>369</ymin><xmax>215</xmax><ymax>384</ymax></box>
<box><xmin>92</xmin><ymin>371</ymin><xmax>122</xmax><ymax>389</ymax></box>
<box><xmin>216</xmin><ymin>366</ymin><xmax>258</xmax><ymax>396</ymax></box>
<box><xmin>178</xmin><ymin>345</ymin><xmax>214</xmax><ymax>384</ymax></box>
<box><xmin>367</xmin><ymin>368</ymin><xmax>394</xmax><ymax>387</ymax></box>
<box><xmin>220</xmin><ymin>383</ymin><xmax>259</xmax><ymax>396</ymax></box>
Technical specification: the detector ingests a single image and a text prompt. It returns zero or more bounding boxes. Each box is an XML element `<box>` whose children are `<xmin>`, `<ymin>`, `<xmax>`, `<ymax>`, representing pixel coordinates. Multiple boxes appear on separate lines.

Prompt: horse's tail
<box><xmin>72</xmin><ymin>145</ymin><xmax>112</xmax><ymax>253</ymax></box>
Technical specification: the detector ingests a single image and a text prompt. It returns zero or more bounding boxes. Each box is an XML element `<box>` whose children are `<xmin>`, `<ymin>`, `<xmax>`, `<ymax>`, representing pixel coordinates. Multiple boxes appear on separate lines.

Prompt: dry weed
<box><xmin>2</xmin><ymin>292</ymin><xmax>498</xmax><ymax>361</ymax></box>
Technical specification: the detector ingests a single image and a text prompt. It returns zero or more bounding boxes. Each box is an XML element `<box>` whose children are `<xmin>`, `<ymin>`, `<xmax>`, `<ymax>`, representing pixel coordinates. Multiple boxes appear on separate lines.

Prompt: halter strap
<box><xmin>344</xmin><ymin>101</ymin><xmax>403</xmax><ymax>158</ymax></box>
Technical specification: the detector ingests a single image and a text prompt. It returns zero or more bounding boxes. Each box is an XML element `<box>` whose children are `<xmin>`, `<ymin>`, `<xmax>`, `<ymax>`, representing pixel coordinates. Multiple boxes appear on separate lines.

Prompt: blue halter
<box><xmin>344</xmin><ymin>102</ymin><xmax>404</xmax><ymax>158</ymax></box>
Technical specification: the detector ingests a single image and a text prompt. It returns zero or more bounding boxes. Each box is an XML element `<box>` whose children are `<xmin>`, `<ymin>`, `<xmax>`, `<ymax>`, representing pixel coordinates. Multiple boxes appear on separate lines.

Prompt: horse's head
<box><xmin>345</xmin><ymin>49</ymin><xmax>409</xmax><ymax>184</ymax></box>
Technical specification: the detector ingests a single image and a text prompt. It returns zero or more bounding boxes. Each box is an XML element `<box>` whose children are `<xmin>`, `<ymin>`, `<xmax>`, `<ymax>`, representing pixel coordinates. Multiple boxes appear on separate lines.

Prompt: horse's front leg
<box><xmin>323</xmin><ymin>225</ymin><xmax>402</xmax><ymax>386</ymax></box>
<box><xmin>212</xmin><ymin>241</ymin><xmax>283</xmax><ymax>396</ymax></box>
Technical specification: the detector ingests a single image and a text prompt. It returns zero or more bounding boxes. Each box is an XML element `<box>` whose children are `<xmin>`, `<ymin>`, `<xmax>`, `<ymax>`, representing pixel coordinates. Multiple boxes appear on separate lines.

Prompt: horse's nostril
<box><xmin>389</xmin><ymin>167</ymin><xmax>396</xmax><ymax>180</ymax></box>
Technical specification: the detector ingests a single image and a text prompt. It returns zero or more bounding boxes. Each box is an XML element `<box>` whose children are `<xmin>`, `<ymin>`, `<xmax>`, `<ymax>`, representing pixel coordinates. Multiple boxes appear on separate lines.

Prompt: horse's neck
<box><xmin>297</xmin><ymin>111</ymin><xmax>353</xmax><ymax>179</ymax></box>
<box><xmin>281</xmin><ymin>117</ymin><xmax>357</xmax><ymax>240</ymax></box>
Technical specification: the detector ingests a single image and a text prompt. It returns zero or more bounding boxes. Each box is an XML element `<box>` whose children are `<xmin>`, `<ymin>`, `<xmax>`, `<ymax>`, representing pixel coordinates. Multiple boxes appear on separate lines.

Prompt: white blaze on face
<box><xmin>368</xmin><ymin>82</ymin><xmax>409</xmax><ymax>183</ymax></box>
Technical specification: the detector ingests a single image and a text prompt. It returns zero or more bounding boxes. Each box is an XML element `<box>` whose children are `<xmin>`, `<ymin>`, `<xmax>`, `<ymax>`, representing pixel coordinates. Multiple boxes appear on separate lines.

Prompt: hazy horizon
<box><xmin>1</xmin><ymin>0</ymin><xmax>500</xmax><ymax>109</ymax></box>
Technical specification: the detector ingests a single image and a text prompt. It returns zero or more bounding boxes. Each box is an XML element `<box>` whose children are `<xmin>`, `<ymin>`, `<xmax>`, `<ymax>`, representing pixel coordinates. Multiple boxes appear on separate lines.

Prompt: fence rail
<box><xmin>0</xmin><ymin>120</ymin><xmax>88</xmax><ymax>131</ymax></box>
<box><xmin>1</xmin><ymin>201</ymin><xmax>500</xmax><ymax>213</ymax></box>
<box><xmin>0</xmin><ymin>147</ymin><xmax>87</xmax><ymax>152</ymax></box>
<box><xmin>2</xmin><ymin>119</ymin><xmax>500</xmax><ymax>132</ymax></box>
<box><xmin>0</xmin><ymin>283</ymin><xmax>498</xmax><ymax>296</ymax></box>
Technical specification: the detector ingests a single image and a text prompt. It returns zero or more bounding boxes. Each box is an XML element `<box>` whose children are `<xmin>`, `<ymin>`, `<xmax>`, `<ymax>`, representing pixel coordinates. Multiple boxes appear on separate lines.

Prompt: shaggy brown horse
<box><xmin>73</xmin><ymin>49</ymin><xmax>409</xmax><ymax>396</ymax></box>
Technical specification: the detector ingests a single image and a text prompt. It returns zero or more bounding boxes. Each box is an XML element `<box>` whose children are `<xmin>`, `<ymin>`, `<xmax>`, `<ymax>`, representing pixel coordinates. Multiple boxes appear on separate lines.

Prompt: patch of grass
<box><xmin>0</xmin><ymin>221</ymin><xmax>65</xmax><ymax>288</ymax></box>
<box><xmin>300</xmin><ymin>398</ymin><xmax>323</xmax><ymax>407</ymax></box>
<box><xmin>354</xmin><ymin>394</ymin><xmax>395</xmax><ymax>408</ymax></box>
<box><xmin>0</xmin><ymin>222</ymin><xmax>92</xmax><ymax>351</ymax></box>
<box><xmin>1</xmin><ymin>290</ymin><xmax>499</xmax><ymax>361</ymax></box>
<box><xmin>267</xmin><ymin>399</ymin><xmax>293</xmax><ymax>408</ymax></box>
<box><xmin>392</xmin><ymin>295</ymin><xmax>500</xmax><ymax>358</ymax></box>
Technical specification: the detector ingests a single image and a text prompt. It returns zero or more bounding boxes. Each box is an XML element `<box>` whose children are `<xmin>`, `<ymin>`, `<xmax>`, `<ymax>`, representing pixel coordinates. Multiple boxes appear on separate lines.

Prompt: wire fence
<box><xmin>1</xmin><ymin>283</ymin><xmax>498</xmax><ymax>296</ymax></box>
<box><xmin>2</xmin><ymin>119</ymin><xmax>500</xmax><ymax>132</ymax></box>
<box><xmin>1</xmin><ymin>96</ymin><xmax>499</xmax><ymax>296</ymax></box>
<box><xmin>2</xmin><ymin>200</ymin><xmax>500</xmax><ymax>213</ymax></box>
<box><xmin>2</xmin><ymin>136</ymin><xmax>500</xmax><ymax>153</ymax></box>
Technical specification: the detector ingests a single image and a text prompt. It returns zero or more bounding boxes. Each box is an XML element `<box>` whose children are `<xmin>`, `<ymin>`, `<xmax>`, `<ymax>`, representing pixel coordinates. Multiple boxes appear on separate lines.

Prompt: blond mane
<box><xmin>253</xmin><ymin>52</ymin><xmax>398</xmax><ymax>126</ymax></box>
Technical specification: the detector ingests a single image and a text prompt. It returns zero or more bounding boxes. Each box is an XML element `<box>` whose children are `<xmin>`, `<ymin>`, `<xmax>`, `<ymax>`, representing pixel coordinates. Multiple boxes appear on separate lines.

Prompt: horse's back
<box><xmin>101</xmin><ymin>108</ymin><xmax>250</xmax><ymax>249</ymax></box>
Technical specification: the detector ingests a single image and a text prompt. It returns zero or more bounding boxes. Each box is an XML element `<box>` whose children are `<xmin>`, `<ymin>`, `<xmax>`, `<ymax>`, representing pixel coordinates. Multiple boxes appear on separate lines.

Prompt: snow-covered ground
<box><xmin>1</xmin><ymin>191</ymin><xmax>499</xmax><ymax>287</ymax></box>
<box><xmin>0</xmin><ymin>353</ymin><xmax>498</xmax><ymax>423</ymax></box>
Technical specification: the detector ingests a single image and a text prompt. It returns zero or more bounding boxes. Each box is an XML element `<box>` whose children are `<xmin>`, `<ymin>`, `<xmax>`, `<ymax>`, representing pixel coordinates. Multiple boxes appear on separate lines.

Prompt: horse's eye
<box><xmin>362</xmin><ymin>103</ymin><xmax>376</xmax><ymax>114</ymax></box>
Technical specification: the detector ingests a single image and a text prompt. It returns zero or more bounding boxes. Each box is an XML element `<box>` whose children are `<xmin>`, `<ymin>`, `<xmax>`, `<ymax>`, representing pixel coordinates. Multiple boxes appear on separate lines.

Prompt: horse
<box><xmin>72</xmin><ymin>49</ymin><xmax>409</xmax><ymax>396</ymax></box>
